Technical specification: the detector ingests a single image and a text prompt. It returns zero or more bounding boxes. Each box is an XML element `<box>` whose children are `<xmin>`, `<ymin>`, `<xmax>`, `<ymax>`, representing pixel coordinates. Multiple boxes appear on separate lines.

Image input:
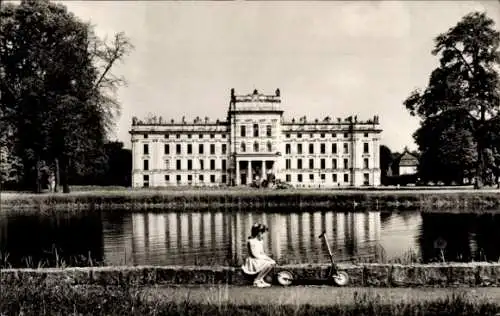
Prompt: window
<box><xmin>332</xmin><ymin>159</ymin><xmax>337</xmax><ymax>169</ymax></box>
<box><xmin>188</xmin><ymin>174</ymin><xmax>192</xmax><ymax>181</ymax></box>
<box><xmin>332</xmin><ymin>143</ymin><xmax>337</xmax><ymax>154</ymax></box>
<box><xmin>144</xmin><ymin>134</ymin><xmax>148</xmax><ymax>139</ymax></box>
<box><xmin>343</xmin><ymin>143</ymin><xmax>349</xmax><ymax>154</ymax></box>
<box><xmin>363</xmin><ymin>142</ymin><xmax>369</xmax><ymax>153</ymax></box>
<box><xmin>187</xmin><ymin>144</ymin><xmax>192</xmax><ymax>154</ymax></box>
<box><xmin>199</xmin><ymin>175</ymin><xmax>204</xmax><ymax>182</ymax></box>
<box><xmin>364</xmin><ymin>173</ymin><xmax>370</xmax><ymax>185</ymax></box>
<box><xmin>364</xmin><ymin>158</ymin><xmax>369</xmax><ymax>169</ymax></box>
<box><xmin>298</xmin><ymin>174</ymin><xmax>303</xmax><ymax>182</ymax></box>
<box><xmin>164</xmin><ymin>144</ymin><xmax>170</xmax><ymax>154</ymax></box>
<box><xmin>297</xmin><ymin>144</ymin><xmax>303</xmax><ymax>154</ymax></box>
<box><xmin>199</xmin><ymin>159</ymin><xmax>204</xmax><ymax>170</ymax></box>
<box><xmin>310</xmin><ymin>133</ymin><xmax>314</xmax><ymax>138</ymax></box>
<box><xmin>176</xmin><ymin>159</ymin><xmax>181</xmax><ymax>170</ymax></box>
<box><xmin>320</xmin><ymin>143</ymin><xmax>326</xmax><ymax>154</ymax></box>
<box><xmin>266</xmin><ymin>125</ymin><xmax>272</xmax><ymax>137</ymax></box>
<box><xmin>321</xmin><ymin>159</ymin><xmax>325</xmax><ymax>169</ymax></box>
<box><xmin>143</xmin><ymin>159</ymin><xmax>149</xmax><ymax>171</ymax></box>
<box><xmin>309</xmin><ymin>174</ymin><xmax>314</xmax><ymax>181</ymax></box>
<box><xmin>187</xmin><ymin>159</ymin><xmax>192</xmax><ymax>170</ymax></box>
<box><xmin>332</xmin><ymin>133</ymin><xmax>336</xmax><ymax>138</ymax></box>
<box><xmin>321</xmin><ymin>133</ymin><xmax>325</xmax><ymax>138</ymax></box>
<box><xmin>364</xmin><ymin>133</ymin><xmax>369</xmax><ymax>138</ymax></box>
<box><xmin>321</xmin><ymin>174</ymin><xmax>326</xmax><ymax>181</ymax></box>
<box><xmin>267</xmin><ymin>141</ymin><xmax>272</xmax><ymax>152</ymax></box>
<box><xmin>298</xmin><ymin>133</ymin><xmax>302</xmax><ymax>138</ymax></box>
<box><xmin>210</xmin><ymin>175</ymin><xmax>215</xmax><ymax>183</ymax></box>
<box><xmin>343</xmin><ymin>159</ymin><xmax>349</xmax><ymax>169</ymax></box>
<box><xmin>309</xmin><ymin>159</ymin><xmax>314</xmax><ymax>169</ymax></box>
<box><xmin>222</xmin><ymin>134</ymin><xmax>226</xmax><ymax>138</ymax></box>
<box><xmin>286</xmin><ymin>159</ymin><xmax>291</xmax><ymax>169</ymax></box>
<box><xmin>176</xmin><ymin>144</ymin><xmax>181</xmax><ymax>154</ymax></box>
<box><xmin>177</xmin><ymin>175</ymin><xmax>181</xmax><ymax>183</ymax></box>
<box><xmin>199</xmin><ymin>134</ymin><xmax>203</xmax><ymax>139</ymax></box>
<box><xmin>222</xmin><ymin>144</ymin><xmax>227</xmax><ymax>154</ymax></box>
<box><xmin>344</xmin><ymin>133</ymin><xmax>348</xmax><ymax>138</ymax></box>
<box><xmin>188</xmin><ymin>134</ymin><xmax>192</xmax><ymax>139</ymax></box>
<box><xmin>241</xmin><ymin>126</ymin><xmax>246</xmax><ymax>137</ymax></box>
<box><xmin>254</xmin><ymin>142</ymin><xmax>259</xmax><ymax>152</ymax></box>
<box><xmin>286</xmin><ymin>144</ymin><xmax>291</xmax><ymax>154</ymax></box>
<box><xmin>143</xmin><ymin>144</ymin><xmax>149</xmax><ymax>155</ymax></box>
<box><xmin>210</xmin><ymin>134</ymin><xmax>215</xmax><ymax>139</ymax></box>
<box><xmin>286</xmin><ymin>174</ymin><xmax>291</xmax><ymax>182</ymax></box>
<box><xmin>332</xmin><ymin>174</ymin><xmax>337</xmax><ymax>182</ymax></box>
<box><xmin>165</xmin><ymin>134</ymin><xmax>169</xmax><ymax>139</ymax></box>
<box><xmin>253</xmin><ymin>124</ymin><xmax>259</xmax><ymax>137</ymax></box>
<box><xmin>344</xmin><ymin>173</ymin><xmax>349</xmax><ymax>183</ymax></box>
<box><xmin>222</xmin><ymin>159</ymin><xmax>227</xmax><ymax>171</ymax></box>
<box><xmin>176</xmin><ymin>134</ymin><xmax>180</xmax><ymax>139</ymax></box>
<box><xmin>143</xmin><ymin>175</ymin><xmax>149</xmax><ymax>187</ymax></box>
<box><xmin>297</xmin><ymin>159</ymin><xmax>303</xmax><ymax>170</ymax></box>
<box><xmin>210</xmin><ymin>159</ymin><xmax>215</xmax><ymax>170</ymax></box>
<box><xmin>199</xmin><ymin>144</ymin><xmax>204</xmax><ymax>154</ymax></box>
<box><xmin>222</xmin><ymin>174</ymin><xmax>227</xmax><ymax>184</ymax></box>
<box><xmin>210</xmin><ymin>144</ymin><xmax>215</xmax><ymax>155</ymax></box>
<box><xmin>164</xmin><ymin>159</ymin><xmax>170</xmax><ymax>170</ymax></box>
<box><xmin>241</xmin><ymin>142</ymin><xmax>246</xmax><ymax>152</ymax></box>
<box><xmin>309</xmin><ymin>143</ymin><xmax>314</xmax><ymax>154</ymax></box>
<box><xmin>286</xmin><ymin>133</ymin><xmax>290</xmax><ymax>138</ymax></box>
<box><xmin>165</xmin><ymin>175</ymin><xmax>170</xmax><ymax>182</ymax></box>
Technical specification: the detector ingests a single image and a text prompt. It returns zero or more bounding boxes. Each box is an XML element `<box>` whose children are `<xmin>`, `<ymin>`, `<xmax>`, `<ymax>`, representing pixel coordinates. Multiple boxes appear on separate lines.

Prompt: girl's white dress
<box><xmin>241</xmin><ymin>238</ymin><xmax>276</xmax><ymax>275</ymax></box>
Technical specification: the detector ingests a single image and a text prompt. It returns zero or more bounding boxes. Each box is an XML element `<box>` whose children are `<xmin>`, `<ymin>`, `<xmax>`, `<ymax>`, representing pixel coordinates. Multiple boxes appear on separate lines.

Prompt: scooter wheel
<box><xmin>332</xmin><ymin>271</ymin><xmax>349</xmax><ymax>286</ymax></box>
<box><xmin>277</xmin><ymin>271</ymin><xmax>294</xmax><ymax>286</ymax></box>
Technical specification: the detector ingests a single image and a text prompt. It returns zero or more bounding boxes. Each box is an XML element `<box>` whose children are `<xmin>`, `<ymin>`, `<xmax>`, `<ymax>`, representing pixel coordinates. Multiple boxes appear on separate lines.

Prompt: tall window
<box><xmin>210</xmin><ymin>159</ymin><xmax>215</xmax><ymax>170</ymax></box>
<box><xmin>343</xmin><ymin>159</ymin><xmax>349</xmax><ymax>169</ymax></box>
<box><xmin>298</xmin><ymin>174</ymin><xmax>303</xmax><ymax>182</ymax></box>
<box><xmin>253</xmin><ymin>124</ymin><xmax>259</xmax><ymax>137</ymax></box>
<box><xmin>286</xmin><ymin>144</ymin><xmax>291</xmax><ymax>154</ymax></box>
<box><xmin>297</xmin><ymin>144</ymin><xmax>303</xmax><ymax>154</ymax></box>
<box><xmin>241</xmin><ymin>142</ymin><xmax>246</xmax><ymax>152</ymax></box>
<box><xmin>254</xmin><ymin>141</ymin><xmax>259</xmax><ymax>152</ymax></box>
<box><xmin>222</xmin><ymin>159</ymin><xmax>227</xmax><ymax>171</ymax></box>
<box><xmin>309</xmin><ymin>143</ymin><xmax>314</xmax><ymax>154</ymax></box>
<box><xmin>164</xmin><ymin>144</ymin><xmax>170</xmax><ymax>154</ymax></box>
<box><xmin>143</xmin><ymin>144</ymin><xmax>149</xmax><ymax>155</ymax></box>
<box><xmin>187</xmin><ymin>159</ymin><xmax>192</xmax><ymax>170</ymax></box>
<box><xmin>309</xmin><ymin>159</ymin><xmax>314</xmax><ymax>169</ymax></box>
<box><xmin>321</xmin><ymin>159</ymin><xmax>325</xmax><ymax>169</ymax></box>
<box><xmin>176</xmin><ymin>159</ymin><xmax>181</xmax><ymax>170</ymax></box>
<box><xmin>187</xmin><ymin>144</ymin><xmax>192</xmax><ymax>154</ymax></box>
<box><xmin>176</xmin><ymin>144</ymin><xmax>181</xmax><ymax>154</ymax></box>
<box><xmin>297</xmin><ymin>159</ymin><xmax>303</xmax><ymax>170</ymax></box>
<box><xmin>266</xmin><ymin>125</ymin><xmax>272</xmax><ymax>137</ymax></box>
<box><xmin>143</xmin><ymin>159</ymin><xmax>149</xmax><ymax>171</ymax></box>
<box><xmin>222</xmin><ymin>144</ymin><xmax>227</xmax><ymax>154</ymax></box>
<box><xmin>199</xmin><ymin>159</ymin><xmax>204</xmax><ymax>170</ymax></box>
<box><xmin>364</xmin><ymin>158</ymin><xmax>369</xmax><ymax>169</ymax></box>
<box><xmin>332</xmin><ymin>174</ymin><xmax>337</xmax><ymax>182</ymax></box>
<box><xmin>286</xmin><ymin>159</ymin><xmax>291</xmax><ymax>169</ymax></box>
<box><xmin>267</xmin><ymin>141</ymin><xmax>272</xmax><ymax>152</ymax></box>
<box><xmin>363</xmin><ymin>142</ymin><xmax>369</xmax><ymax>153</ymax></box>
<box><xmin>320</xmin><ymin>143</ymin><xmax>326</xmax><ymax>154</ymax></box>
<box><xmin>343</xmin><ymin>143</ymin><xmax>349</xmax><ymax>154</ymax></box>
<box><xmin>332</xmin><ymin>143</ymin><xmax>337</xmax><ymax>154</ymax></box>
<box><xmin>210</xmin><ymin>144</ymin><xmax>215</xmax><ymax>155</ymax></box>
<box><xmin>344</xmin><ymin>173</ymin><xmax>349</xmax><ymax>183</ymax></box>
<box><xmin>199</xmin><ymin>144</ymin><xmax>204</xmax><ymax>154</ymax></box>
<box><xmin>241</xmin><ymin>125</ymin><xmax>246</xmax><ymax>137</ymax></box>
<box><xmin>164</xmin><ymin>159</ymin><xmax>169</xmax><ymax>170</ymax></box>
<box><xmin>332</xmin><ymin>159</ymin><xmax>337</xmax><ymax>169</ymax></box>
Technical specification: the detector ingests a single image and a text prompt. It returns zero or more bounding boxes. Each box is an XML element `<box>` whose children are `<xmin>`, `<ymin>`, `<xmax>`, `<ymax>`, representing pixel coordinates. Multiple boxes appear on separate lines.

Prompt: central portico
<box><xmin>236</xmin><ymin>156</ymin><xmax>279</xmax><ymax>185</ymax></box>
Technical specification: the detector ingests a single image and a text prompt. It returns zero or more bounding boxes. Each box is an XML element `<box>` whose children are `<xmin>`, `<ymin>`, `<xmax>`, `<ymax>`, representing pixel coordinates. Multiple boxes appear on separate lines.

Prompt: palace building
<box><xmin>129</xmin><ymin>89</ymin><xmax>382</xmax><ymax>188</ymax></box>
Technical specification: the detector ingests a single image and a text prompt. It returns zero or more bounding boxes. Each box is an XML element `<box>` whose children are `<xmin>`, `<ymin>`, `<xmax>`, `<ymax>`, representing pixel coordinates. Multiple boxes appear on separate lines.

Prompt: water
<box><xmin>1</xmin><ymin>208</ymin><xmax>500</xmax><ymax>268</ymax></box>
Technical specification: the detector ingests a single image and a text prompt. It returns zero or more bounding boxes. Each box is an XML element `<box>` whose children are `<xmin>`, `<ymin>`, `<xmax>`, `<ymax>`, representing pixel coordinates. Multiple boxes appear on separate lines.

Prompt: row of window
<box><xmin>285</xmin><ymin>132</ymin><xmax>370</xmax><ymax>139</ymax></box>
<box><xmin>285</xmin><ymin>142</ymin><xmax>369</xmax><ymax>155</ymax></box>
<box><xmin>142</xmin><ymin>174</ymin><xmax>225</xmax><ymax>187</ymax></box>
<box><xmin>143</xmin><ymin>133</ymin><xmax>225</xmax><ymax>139</ymax></box>
<box><xmin>240</xmin><ymin>124</ymin><xmax>273</xmax><ymax>137</ymax></box>
<box><xmin>142</xmin><ymin>159</ymin><xmax>227</xmax><ymax>171</ymax></box>
<box><xmin>143</xmin><ymin>143</ymin><xmax>228</xmax><ymax>155</ymax></box>
<box><xmin>285</xmin><ymin>158</ymin><xmax>371</xmax><ymax>170</ymax></box>
<box><xmin>284</xmin><ymin>173</ymin><xmax>370</xmax><ymax>185</ymax></box>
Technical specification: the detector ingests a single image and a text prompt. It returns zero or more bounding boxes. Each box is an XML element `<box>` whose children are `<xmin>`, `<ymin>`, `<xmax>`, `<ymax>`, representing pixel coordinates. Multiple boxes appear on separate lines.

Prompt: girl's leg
<box><xmin>255</xmin><ymin>262</ymin><xmax>274</xmax><ymax>283</ymax></box>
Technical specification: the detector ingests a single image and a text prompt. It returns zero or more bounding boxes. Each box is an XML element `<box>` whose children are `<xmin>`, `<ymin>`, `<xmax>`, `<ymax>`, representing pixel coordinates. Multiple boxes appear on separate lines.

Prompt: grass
<box><xmin>1</xmin><ymin>281</ymin><xmax>500</xmax><ymax>315</ymax></box>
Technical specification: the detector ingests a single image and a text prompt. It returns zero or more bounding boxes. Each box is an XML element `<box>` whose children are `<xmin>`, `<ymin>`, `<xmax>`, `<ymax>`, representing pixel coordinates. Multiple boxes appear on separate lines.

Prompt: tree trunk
<box><xmin>475</xmin><ymin>142</ymin><xmax>484</xmax><ymax>189</ymax></box>
<box><xmin>54</xmin><ymin>158</ymin><xmax>60</xmax><ymax>193</ymax></box>
<box><xmin>35</xmin><ymin>159</ymin><xmax>41</xmax><ymax>193</ymax></box>
<box><xmin>60</xmin><ymin>157</ymin><xmax>70</xmax><ymax>193</ymax></box>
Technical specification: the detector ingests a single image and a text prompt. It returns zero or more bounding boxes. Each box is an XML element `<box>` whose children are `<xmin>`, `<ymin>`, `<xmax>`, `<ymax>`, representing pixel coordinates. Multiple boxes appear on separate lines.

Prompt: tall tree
<box><xmin>0</xmin><ymin>0</ymin><xmax>133</xmax><ymax>192</ymax></box>
<box><xmin>404</xmin><ymin>12</ymin><xmax>500</xmax><ymax>188</ymax></box>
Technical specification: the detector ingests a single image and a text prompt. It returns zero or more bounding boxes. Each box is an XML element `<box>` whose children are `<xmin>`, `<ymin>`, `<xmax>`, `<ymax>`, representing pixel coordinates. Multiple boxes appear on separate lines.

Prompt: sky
<box><xmin>50</xmin><ymin>1</ymin><xmax>500</xmax><ymax>152</ymax></box>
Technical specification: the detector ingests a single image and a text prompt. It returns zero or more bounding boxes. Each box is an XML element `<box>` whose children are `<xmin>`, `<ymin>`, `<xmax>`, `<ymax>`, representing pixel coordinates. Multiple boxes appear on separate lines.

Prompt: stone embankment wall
<box><xmin>2</xmin><ymin>263</ymin><xmax>500</xmax><ymax>287</ymax></box>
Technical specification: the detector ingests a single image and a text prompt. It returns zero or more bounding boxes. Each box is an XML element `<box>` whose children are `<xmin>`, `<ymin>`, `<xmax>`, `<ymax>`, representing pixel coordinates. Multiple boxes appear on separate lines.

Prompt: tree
<box><xmin>379</xmin><ymin>145</ymin><xmax>393</xmax><ymax>185</ymax></box>
<box><xmin>0</xmin><ymin>0</ymin><xmax>133</xmax><ymax>193</ymax></box>
<box><xmin>404</xmin><ymin>12</ymin><xmax>500</xmax><ymax>188</ymax></box>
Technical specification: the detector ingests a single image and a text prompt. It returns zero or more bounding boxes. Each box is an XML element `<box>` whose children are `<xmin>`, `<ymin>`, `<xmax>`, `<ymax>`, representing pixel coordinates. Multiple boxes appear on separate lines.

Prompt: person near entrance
<box><xmin>241</xmin><ymin>223</ymin><xmax>276</xmax><ymax>287</ymax></box>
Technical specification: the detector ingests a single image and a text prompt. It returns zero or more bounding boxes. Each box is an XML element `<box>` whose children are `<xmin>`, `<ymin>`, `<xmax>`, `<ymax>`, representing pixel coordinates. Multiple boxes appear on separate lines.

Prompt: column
<box><xmin>262</xmin><ymin>160</ymin><xmax>266</xmax><ymax>180</ymax></box>
<box><xmin>236</xmin><ymin>159</ymin><xmax>240</xmax><ymax>185</ymax></box>
<box><xmin>247</xmin><ymin>161</ymin><xmax>251</xmax><ymax>184</ymax></box>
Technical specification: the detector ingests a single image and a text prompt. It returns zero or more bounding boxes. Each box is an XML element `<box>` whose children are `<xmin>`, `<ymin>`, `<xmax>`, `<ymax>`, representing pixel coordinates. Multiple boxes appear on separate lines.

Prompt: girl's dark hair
<box><xmin>249</xmin><ymin>223</ymin><xmax>268</xmax><ymax>238</ymax></box>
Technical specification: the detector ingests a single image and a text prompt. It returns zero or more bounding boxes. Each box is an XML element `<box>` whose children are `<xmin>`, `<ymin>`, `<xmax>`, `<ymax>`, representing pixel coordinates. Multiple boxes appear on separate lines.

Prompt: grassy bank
<box><xmin>1</xmin><ymin>281</ymin><xmax>500</xmax><ymax>316</ymax></box>
<box><xmin>2</xmin><ymin>187</ymin><xmax>500</xmax><ymax>212</ymax></box>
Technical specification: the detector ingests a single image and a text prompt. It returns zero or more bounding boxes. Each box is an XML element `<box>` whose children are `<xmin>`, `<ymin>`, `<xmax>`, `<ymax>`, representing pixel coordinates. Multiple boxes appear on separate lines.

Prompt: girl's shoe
<box><xmin>253</xmin><ymin>279</ymin><xmax>271</xmax><ymax>288</ymax></box>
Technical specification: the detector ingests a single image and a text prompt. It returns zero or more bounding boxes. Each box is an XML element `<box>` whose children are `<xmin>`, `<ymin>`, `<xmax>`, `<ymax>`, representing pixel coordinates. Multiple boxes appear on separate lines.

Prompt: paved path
<box><xmin>137</xmin><ymin>286</ymin><xmax>500</xmax><ymax>306</ymax></box>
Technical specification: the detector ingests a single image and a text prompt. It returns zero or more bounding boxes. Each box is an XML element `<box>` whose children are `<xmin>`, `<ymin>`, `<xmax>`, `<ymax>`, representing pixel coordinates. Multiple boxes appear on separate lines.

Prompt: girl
<box><xmin>241</xmin><ymin>223</ymin><xmax>276</xmax><ymax>288</ymax></box>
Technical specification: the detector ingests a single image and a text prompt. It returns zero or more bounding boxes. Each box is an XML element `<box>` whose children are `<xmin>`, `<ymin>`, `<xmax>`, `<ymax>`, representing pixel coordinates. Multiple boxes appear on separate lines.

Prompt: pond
<box><xmin>1</xmin><ymin>208</ymin><xmax>500</xmax><ymax>268</ymax></box>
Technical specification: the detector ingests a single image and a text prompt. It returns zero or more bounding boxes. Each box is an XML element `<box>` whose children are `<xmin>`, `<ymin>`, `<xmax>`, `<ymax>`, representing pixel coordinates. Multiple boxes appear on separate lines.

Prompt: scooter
<box><xmin>275</xmin><ymin>231</ymin><xmax>349</xmax><ymax>286</ymax></box>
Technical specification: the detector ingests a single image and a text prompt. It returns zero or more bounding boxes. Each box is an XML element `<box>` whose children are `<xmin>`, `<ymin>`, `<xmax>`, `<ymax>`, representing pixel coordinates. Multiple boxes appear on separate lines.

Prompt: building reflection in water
<box><xmin>127</xmin><ymin>210</ymin><xmax>385</xmax><ymax>266</ymax></box>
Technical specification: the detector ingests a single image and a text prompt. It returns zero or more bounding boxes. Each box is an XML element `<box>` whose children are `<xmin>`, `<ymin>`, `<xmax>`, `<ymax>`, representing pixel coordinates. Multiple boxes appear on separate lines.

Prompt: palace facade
<box><xmin>129</xmin><ymin>89</ymin><xmax>382</xmax><ymax>188</ymax></box>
